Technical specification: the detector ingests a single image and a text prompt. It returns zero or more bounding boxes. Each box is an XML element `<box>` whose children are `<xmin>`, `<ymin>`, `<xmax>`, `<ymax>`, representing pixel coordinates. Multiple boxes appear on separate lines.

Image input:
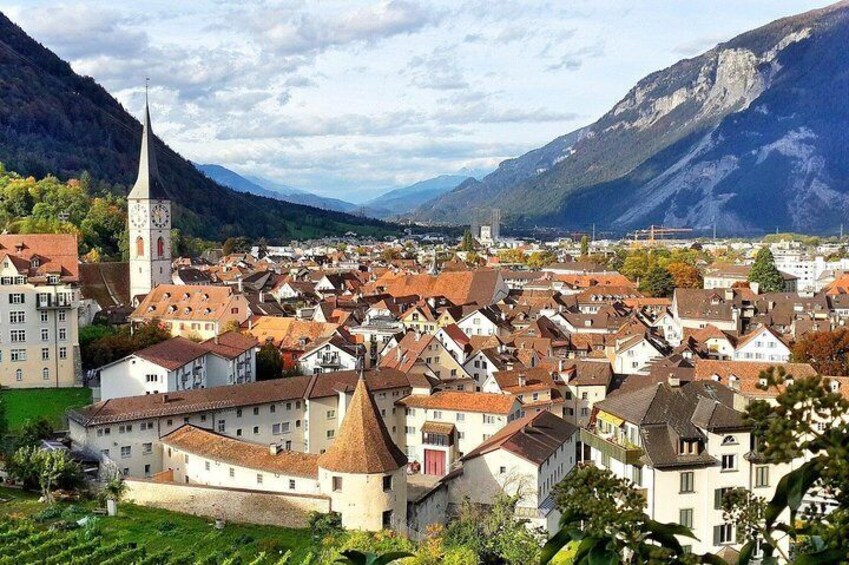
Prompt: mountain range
<box><xmin>0</xmin><ymin>13</ymin><xmax>394</xmax><ymax>242</ymax></box>
<box><xmin>416</xmin><ymin>2</ymin><xmax>849</xmax><ymax>236</ymax></box>
<box><xmin>197</xmin><ymin>163</ymin><xmax>469</xmax><ymax>219</ymax></box>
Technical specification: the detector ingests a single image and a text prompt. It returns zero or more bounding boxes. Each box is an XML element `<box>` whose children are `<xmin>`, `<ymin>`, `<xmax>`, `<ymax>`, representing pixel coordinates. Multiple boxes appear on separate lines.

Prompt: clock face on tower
<box><xmin>151</xmin><ymin>203</ymin><xmax>170</xmax><ymax>229</ymax></box>
<box><xmin>130</xmin><ymin>203</ymin><xmax>147</xmax><ymax>228</ymax></box>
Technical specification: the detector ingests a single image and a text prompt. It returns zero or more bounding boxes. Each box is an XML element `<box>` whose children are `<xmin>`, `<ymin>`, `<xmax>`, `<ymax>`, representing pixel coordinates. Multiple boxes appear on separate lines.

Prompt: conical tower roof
<box><xmin>318</xmin><ymin>375</ymin><xmax>408</xmax><ymax>474</ymax></box>
<box><xmin>128</xmin><ymin>95</ymin><xmax>168</xmax><ymax>200</ymax></box>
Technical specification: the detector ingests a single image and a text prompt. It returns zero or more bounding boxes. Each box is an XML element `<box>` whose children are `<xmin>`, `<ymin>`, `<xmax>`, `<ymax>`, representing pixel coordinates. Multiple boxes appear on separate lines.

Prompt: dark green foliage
<box><xmin>748</xmin><ymin>247</ymin><xmax>784</xmax><ymax>292</ymax></box>
<box><xmin>0</xmin><ymin>14</ymin><xmax>397</xmax><ymax>242</ymax></box>
<box><xmin>307</xmin><ymin>511</ymin><xmax>343</xmax><ymax>543</ymax></box>
<box><xmin>545</xmin><ymin>464</ymin><xmax>719</xmax><ymax>564</ymax></box>
<box><xmin>15</xmin><ymin>418</ymin><xmax>53</xmax><ymax>449</ymax></box>
<box><xmin>256</xmin><ymin>343</ymin><xmax>284</xmax><ymax>381</ymax></box>
<box><xmin>443</xmin><ymin>493</ymin><xmax>542</xmax><ymax>564</ymax></box>
<box><xmin>580</xmin><ymin>235</ymin><xmax>589</xmax><ymax>257</ymax></box>
<box><xmin>639</xmin><ymin>265</ymin><xmax>675</xmax><ymax>297</ymax></box>
<box><xmin>81</xmin><ymin>321</ymin><xmax>170</xmax><ymax>370</ymax></box>
<box><xmin>727</xmin><ymin>368</ymin><xmax>849</xmax><ymax>563</ymax></box>
<box><xmin>334</xmin><ymin>549</ymin><xmax>414</xmax><ymax>565</ymax></box>
<box><xmin>458</xmin><ymin>229</ymin><xmax>475</xmax><ymax>252</ymax></box>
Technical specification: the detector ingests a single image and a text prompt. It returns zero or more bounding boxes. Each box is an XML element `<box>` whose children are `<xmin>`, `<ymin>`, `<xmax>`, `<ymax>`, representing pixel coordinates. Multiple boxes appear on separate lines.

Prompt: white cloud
<box><xmin>3</xmin><ymin>0</ymin><xmax>831</xmax><ymax>199</ymax></box>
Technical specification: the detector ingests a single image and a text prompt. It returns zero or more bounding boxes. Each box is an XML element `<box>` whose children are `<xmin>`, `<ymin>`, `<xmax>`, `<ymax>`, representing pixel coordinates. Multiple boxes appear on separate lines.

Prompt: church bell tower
<box><xmin>128</xmin><ymin>90</ymin><xmax>172</xmax><ymax>300</ymax></box>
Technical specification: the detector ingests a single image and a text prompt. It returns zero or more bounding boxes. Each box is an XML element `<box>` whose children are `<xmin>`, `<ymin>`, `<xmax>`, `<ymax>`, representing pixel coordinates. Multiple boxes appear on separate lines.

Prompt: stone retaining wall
<box><xmin>124</xmin><ymin>479</ymin><xmax>330</xmax><ymax>528</ymax></box>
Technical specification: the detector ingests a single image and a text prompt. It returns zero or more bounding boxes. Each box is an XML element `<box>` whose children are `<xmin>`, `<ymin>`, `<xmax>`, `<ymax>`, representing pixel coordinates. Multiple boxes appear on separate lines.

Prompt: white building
<box><xmin>449</xmin><ymin>410</ymin><xmax>577</xmax><ymax>533</ymax></box>
<box><xmin>732</xmin><ymin>326</ymin><xmax>790</xmax><ymax>363</ymax></box>
<box><xmin>99</xmin><ymin>332</ymin><xmax>257</xmax><ymax>401</ymax></box>
<box><xmin>582</xmin><ymin>379</ymin><xmax>793</xmax><ymax>556</ymax></box>
<box><xmin>0</xmin><ymin>234</ymin><xmax>81</xmax><ymax>388</ymax></box>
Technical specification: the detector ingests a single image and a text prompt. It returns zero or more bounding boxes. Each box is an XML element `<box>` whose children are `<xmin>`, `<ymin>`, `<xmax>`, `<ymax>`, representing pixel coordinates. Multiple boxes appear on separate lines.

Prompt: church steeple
<box><xmin>129</xmin><ymin>87</ymin><xmax>168</xmax><ymax>200</ymax></box>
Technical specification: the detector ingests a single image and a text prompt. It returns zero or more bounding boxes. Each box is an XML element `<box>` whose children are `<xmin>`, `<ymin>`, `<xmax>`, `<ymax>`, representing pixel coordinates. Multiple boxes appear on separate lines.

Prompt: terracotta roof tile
<box><xmin>162</xmin><ymin>425</ymin><xmax>319</xmax><ymax>478</ymax></box>
<box><xmin>317</xmin><ymin>377</ymin><xmax>407</xmax><ymax>474</ymax></box>
<box><xmin>0</xmin><ymin>234</ymin><xmax>79</xmax><ymax>281</ymax></box>
<box><xmin>398</xmin><ymin>391</ymin><xmax>518</xmax><ymax>415</ymax></box>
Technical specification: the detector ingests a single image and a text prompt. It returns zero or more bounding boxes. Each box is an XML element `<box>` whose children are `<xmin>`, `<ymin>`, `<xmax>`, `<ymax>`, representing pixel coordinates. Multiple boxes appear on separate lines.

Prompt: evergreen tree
<box><xmin>639</xmin><ymin>265</ymin><xmax>675</xmax><ymax>297</ymax></box>
<box><xmin>748</xmin><ymin>247</ymin><xmax>784</xmax><ymax>292</ymax></box>
<box><xmin>580</xmin><ymin>235</ymin><xmax>589</xmax><ymax>257</ymax></box>
<box><xmin>459</xmin><ymin>229</ymin><xmax>475</xmax><ymax>252</ymax></box>
<box><xmin>256</xmin><ymin>342</ymin><xmax>284</xmax><ymax>381</ymax></box>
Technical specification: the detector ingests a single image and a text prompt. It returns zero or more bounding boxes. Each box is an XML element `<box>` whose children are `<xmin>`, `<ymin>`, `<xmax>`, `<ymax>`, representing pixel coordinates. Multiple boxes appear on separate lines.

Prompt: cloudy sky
<box><xmin>4</xmin><ymin>0</ymin><xmax>832</xmax><ymax>202</ymax></box>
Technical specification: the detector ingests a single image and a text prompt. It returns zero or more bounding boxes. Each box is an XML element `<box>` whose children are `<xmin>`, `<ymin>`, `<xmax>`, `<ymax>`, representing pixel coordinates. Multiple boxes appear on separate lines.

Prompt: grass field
<box><xmin>0</xmin><ymin>486</ymin><xmax>314</xmax><ymax>563</ymax></box>
<box><xmin>0</xmin><ymin>387</ymin><xmax>92</xmax><ymax>432</ymax></box>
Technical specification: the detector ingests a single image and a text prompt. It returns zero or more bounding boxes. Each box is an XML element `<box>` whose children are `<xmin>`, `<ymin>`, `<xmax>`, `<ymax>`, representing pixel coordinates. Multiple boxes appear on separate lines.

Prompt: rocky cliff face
<box><xmin>417</xmin><ymin>2</ymin><xmax>849</xmax><ymax>235</ymax></box>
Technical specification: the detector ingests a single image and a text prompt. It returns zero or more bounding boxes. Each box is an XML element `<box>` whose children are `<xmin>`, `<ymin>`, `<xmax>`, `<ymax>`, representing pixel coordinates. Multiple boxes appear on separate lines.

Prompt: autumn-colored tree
<box><xmin>791</xmin><ymin>328</ymin><xmax>849</xmax><ymax>375</ymax></box>
<box><xmin>497</xmin><ymin>248</ymin><xmax>526</xmax><ymax>265</ymax></box>
<box><xmin>666</xmin><ymin>261</ymin><xmax>703</xmax><ymax>289</ymax></box>
<box><xmin>526</xmin><ymin>251</ymin><xmax>556</xmax><ymax>269</ymax></box>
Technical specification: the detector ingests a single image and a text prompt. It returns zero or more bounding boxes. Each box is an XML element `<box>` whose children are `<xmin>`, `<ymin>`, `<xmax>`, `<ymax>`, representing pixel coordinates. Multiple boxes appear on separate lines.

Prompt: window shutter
<box><xmin>713</xmin><ymin>525</ymin><xmax>721</xmax><ymax>546</ymax></box>
<box><xmin>714</xmin><ymin>488</ymin><xmax>722</xmax><ymax>509</ymax></box>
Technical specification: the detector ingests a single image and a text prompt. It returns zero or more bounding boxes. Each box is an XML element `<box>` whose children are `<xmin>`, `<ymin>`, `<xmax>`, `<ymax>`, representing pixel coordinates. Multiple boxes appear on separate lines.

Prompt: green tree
<box><xmin>639</xmin><ymin>265</ymin><xmax>675</xmax><ymax>297</ymax></box>
<box><xmin>444</xmin><ymin>493</ymin><xmax>541</xmax><ymax>564</ymax></box>
<box><xmin>459</xmin><ymin>229</ymin><xmax>475</xmax><ymax>252</ymax></box>
<box><xmin>580</xmin><ymin>235</ymin><xmax>589</xmax><ymax>258</ymax></box>
<box><xmin>8</xmin><ymin>446</ymin><xmax>84</xmax><ymax>500</ymax></box>
<box><xmin>257</xmin><ymin>342</ymin><xmax>283</xmax><ymax>381</ymax></box>
<box><xmin>16</xmin><ymin>417</ymin><xmax>54</xmax><ymax>449</ymax></box>
<box><xmin>544</xmin><ymin>465</ymin><xmax>711</xmax><ymax>564</ymax></box>
<box><xmin>748</xmin><ymin>247</ymin><xmax>784</xmax><ymax>292</ymax></box>
<box><xmin>725</xmin><ymin>369</ymin><xmax>849</xmax><ymax>563</ymax></box>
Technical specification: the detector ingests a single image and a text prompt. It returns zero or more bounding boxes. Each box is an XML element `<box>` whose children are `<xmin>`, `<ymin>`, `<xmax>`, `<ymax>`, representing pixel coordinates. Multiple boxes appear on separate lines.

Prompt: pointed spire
<box><xmin>129</xmin><ymin>83</ymin><xmax>168</xmax><ymax>200</ymax></box>
<box><xmin>318</xmin><ymin>374</ymin><xmax>407</xmax><ymax>474</ymax></box>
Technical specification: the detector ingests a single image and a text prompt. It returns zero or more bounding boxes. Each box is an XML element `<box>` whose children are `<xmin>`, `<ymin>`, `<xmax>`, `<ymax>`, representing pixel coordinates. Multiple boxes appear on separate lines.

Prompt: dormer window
<box><xmin>712</xmin><ymin>374</ymin><xmax>721</xmax><ymax>382</ymax></box>
<box><xmin>163</xmin><ymin>292</ymin><xmax>171</xmax><ymax>299</ymax></box>
<box><xmin>785</xmin><ymin>377</ymin><xmax>794</xmax><ymax>386</ymax></box>
<box><xmin>183</xmin><ymin>293</ymin><xmax>190</xmax><ymax>300</ymax></box>
<box><xmin>758</xmin><ymin>377</ymin><xmax>768</xmax><ymax>388</ymax></box>
<box><xmin>31</xmin><ymin>257</ymin><xmax>40</xmax><ymax>268</ymax></box>
<box><xmin>147</xmin><ymin>306</ymin><xmax>156</xmax><ymax>313</ymax></box>
<box><xmin>167</xmin><ymin>305</ymin><xmax>177</xmax><ymax>314</ymax></box>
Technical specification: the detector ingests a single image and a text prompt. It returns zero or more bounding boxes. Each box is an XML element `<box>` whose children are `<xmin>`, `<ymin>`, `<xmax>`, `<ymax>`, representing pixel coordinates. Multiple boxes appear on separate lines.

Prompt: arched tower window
<box><xmin>136</xmin><ymin>236</ymin><xmax>144</xmax><ymax>257</ymax></box>
<box><xmin>157</xmin><ymin>237</ymin><xmax>165</xmax><ymax>258</ymax></box>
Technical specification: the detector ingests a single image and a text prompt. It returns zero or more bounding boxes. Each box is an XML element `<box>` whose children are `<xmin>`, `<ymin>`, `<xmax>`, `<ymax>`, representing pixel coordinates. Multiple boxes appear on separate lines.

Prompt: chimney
<box><xmin>396</xmin><ymin>347</ymin><xmax>402</xmax><ymax>361</ymax></box>
<box><xmin>518</xmin><ymin>373</ymin><xmax>527</xmax><ymax>387</ymax></box>
<box><xmin>237</xmin><ymin>278</ymin><xmax>243</xmax><ymax>293</ymax></box>
<box><xmin>269</xmin><ymin>443</ymin><xmax>281</xmax><ymax>455</ymax></box>
<box><xmin>558</xmin><ymin>358</ymin><xmax>565</xmax><ymax>372</ymax></box>
<box><xmin>162</xmin><ymin>394</ymin><xmax>170</xmax><ymax>403</ymax></box>
<box><xmin>724</xmin><ymin>288</ymin><xmax>734</xmax><ymax>301</ymax></box>
<box><xmin>667</xmin><ymin>373</ymin><xmax>681</xmax><ymax>388</ymax></box>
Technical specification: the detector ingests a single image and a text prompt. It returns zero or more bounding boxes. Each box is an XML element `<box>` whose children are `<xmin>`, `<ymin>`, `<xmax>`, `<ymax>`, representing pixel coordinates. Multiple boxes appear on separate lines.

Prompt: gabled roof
<box><xmin>317</xmin><ymin>376</ymin><xmax>407</xmax><ymax>474</ymax></box>
<box><xmin>462</xmin><ymin>411</ymin><xmax>577</xmax><ymax>465</ymax></box>
<box><xmin>398</xmin><ymin>391</ymin><xmax>518</xmax><ymax>415</ymax></box>
<box><xmin>162</xmin><ymin>425</ymin><xmax>319</xmax><ymax>478</ymax></box>
<box><xmin>0</xmin><ymin>234</ymin><xmax>80</xmax><ymax>281</ymax></box>
<box><xmin>134</xmin><ymin>337</ymin><xmax>208</xmax><ymax>370</ymax></box>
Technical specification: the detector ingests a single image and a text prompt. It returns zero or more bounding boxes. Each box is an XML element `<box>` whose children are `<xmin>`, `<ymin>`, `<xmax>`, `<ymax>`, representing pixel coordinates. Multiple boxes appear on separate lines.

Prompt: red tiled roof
<box><xmin>398</xmin><ymin>391</ymin><xmax>518</xmax><ymax>415</ymax></box>
<box><xmin>162</xmin><ymin>425</ymin><xmax>319</xmax><ymax>478</ymax></box>
<box><xmin>0</xmin><ymin>234</ymin><xmax>79</xmax><ymax>281</ymax></box>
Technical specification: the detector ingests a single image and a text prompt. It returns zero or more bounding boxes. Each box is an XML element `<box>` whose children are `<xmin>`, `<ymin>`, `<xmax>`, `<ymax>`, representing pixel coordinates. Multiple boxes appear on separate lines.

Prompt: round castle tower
<box><xmin>317</xmin><ymin>376</ymin><xmax>408</xmax><ymax>532</ymax></box>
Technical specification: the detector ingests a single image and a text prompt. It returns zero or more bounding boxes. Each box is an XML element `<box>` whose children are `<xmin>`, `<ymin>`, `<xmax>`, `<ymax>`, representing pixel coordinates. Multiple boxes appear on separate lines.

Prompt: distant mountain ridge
<box><xmin>0</xmin><ymin>13</ymin><xmax>395</xmax><ymax>241</ymax></box>
<box><xmin>366</xmin><ymin>174</ymin><xmax>471</xmax><ymax>218</ymax></box>
<box><xmin>194</xmin><ymin>163</ymin><xmax>360</xmax><ymax>213</ymax></box>
<box><xmin>416</xmin><ymin>2</ymin><xmax>849</xmax><ymax>235</ymax></box>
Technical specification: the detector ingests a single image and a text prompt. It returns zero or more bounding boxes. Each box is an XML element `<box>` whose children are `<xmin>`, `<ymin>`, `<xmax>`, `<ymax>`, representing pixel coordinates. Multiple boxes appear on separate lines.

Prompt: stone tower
<box><xmin>128</xmin><ymin>94</ymin><xmax>172</xmax><ymax>300</ymax></box>
<box><xmin>317</xmin><ymin>375</ymin><xmax>408</xmax><ymax>532</ymax></box>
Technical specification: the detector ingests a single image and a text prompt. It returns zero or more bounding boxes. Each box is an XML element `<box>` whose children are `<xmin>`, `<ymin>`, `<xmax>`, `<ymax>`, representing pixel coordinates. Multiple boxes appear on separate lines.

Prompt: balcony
<box><xmin>36</xmin><ymin>293</ymin><xmax>73</xmax><ymax>310</ymax></box>
<box><xmin>318</xmin><ymin>355</ymin><xmax>342</xmax><ymax>368</ymax></box>
<box><xmin>580</xmin><ymin>428</ymin><xmax>643</xmax><ymax>465</ymax></box>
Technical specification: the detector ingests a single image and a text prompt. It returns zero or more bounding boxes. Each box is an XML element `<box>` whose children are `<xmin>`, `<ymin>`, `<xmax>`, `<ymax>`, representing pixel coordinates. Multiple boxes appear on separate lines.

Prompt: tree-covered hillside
<box><xmin>0</xmin><ymin>13</ymin><xmax>396</xmax><ymax>242</ymax></box>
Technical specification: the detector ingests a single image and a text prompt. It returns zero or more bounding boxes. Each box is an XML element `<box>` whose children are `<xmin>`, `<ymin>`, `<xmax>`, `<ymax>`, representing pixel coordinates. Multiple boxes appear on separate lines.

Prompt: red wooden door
<box><xmin>424</xmin><ymin>449</ymin><xmax>446</xmax><ymax>476</ymax></box>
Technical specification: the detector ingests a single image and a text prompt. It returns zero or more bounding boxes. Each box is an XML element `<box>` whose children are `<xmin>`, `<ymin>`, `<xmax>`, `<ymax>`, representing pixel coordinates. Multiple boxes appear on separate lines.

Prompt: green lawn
<box><xmin>0</xmin><ymin>387</ymin><xmax>92</xmax><ymax>432</ymax></box>
<box><xmin>0</xmin><ymin>486</ymin><xmax>314</xmax><ymax>563</ymax></box>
